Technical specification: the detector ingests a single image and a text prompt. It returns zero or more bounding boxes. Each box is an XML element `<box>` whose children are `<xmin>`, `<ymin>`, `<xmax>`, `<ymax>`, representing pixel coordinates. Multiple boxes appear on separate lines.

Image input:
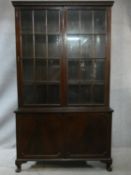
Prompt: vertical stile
<box><xmin>105</xmin><ymin>7</ymin><xmax>111</xmax><ymax>106</ymax></box>
<box><xmin>45</xmin><ymin>10</ymin><xmax>48</xmax><ymax>104</ymax></box>
<box><xmin>78</xmin><ymin>10</ymin><xmax>81</xmax><ymax>103</ymax></box>
<box><xmin>91</xmin><ymin>10</ymin><xmax>95</xmax><ymax>103</ymax></box>
<box><xmin>16</xmin><ymin>9</ymin><xmax>23</xmax><ymax>106</ymax></box>
<box><xmin>61</xmin><ymin>8</ymin><xmax>67</xmax><ymax>106</ymax></box>
<box><xmin>32</xmin><ymin>10</ymin><xmax>36</xmax><ymax>101</ymax></box>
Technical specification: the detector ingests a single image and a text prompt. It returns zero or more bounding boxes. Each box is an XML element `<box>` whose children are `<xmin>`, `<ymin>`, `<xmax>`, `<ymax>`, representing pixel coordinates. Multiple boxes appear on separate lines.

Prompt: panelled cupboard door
<box><xmin>17</xmin><ymin>6</ymin><xmax>109</xmax><ymax>106</ymax></box>
<box><xmin>17</xmin><ymin>114</ymin><xmax>64</xmax><ymax>158</ymax></box>
<box><xmin>63</xmin><ymin>113</ymin><xmax>110</xmax><ymax>158</ymax></box>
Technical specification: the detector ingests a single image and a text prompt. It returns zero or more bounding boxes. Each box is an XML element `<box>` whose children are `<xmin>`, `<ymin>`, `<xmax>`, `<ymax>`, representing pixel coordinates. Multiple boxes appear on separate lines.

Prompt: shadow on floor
<box><xmin>31</xmin><ymin>161</ymin><xmax>93</xmax><ymax>169</ymax></box>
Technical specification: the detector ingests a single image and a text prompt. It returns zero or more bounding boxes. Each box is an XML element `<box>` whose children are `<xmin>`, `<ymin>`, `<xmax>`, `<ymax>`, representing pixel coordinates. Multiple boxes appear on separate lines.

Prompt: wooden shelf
<box><xmin>24</xmin><ymin>80</ymin><xmax>60</xmax><ymax>85</ymax></box>
<box><xmin>68</xmin><ymin>80</ymin><xmax>104</xmax><ymax>85</ymax></box>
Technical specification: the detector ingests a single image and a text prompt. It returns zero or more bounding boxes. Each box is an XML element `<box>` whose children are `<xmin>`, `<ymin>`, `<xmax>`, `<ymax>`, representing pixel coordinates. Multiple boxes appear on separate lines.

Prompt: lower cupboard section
<box><xmin>16</xmin><ymin>112</ymin><xmax>112</xmax><ymax>159</ymax></box>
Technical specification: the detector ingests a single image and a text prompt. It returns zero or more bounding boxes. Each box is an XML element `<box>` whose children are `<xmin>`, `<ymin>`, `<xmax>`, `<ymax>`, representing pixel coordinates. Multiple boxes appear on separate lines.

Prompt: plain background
<box><xmin>0</xmin><ymin>0</ymin><xmax>131</xmax><ymax>149</ymax></box>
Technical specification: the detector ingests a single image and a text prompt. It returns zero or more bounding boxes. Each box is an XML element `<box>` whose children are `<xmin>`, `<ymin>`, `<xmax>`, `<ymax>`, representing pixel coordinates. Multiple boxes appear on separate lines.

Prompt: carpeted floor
<box><xmin>0</xmin><ymin>148</ymin><xmax>131</xmax><ymax>174</ymax></box>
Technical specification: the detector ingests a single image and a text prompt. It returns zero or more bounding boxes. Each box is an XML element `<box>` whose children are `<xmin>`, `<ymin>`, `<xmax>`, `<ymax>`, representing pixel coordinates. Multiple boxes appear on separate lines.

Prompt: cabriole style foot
<box><xmin>106</xmin><ymin>165</ymin><xmax>112</xmax><ymax>172</ymax></box>
<box><xmin>106</xmin><ymin>161</ymin><xmax>112</xmax><ymax>172</ymax></box>
<box><xmin>101</xmin><ymin>159</ymin><xmax>112</xmax><ymax>172</ymax></box>
<box><xmin>15</xmin><ymin>160</ymin><xmax>22</xmax><ymax>173</ymax></box>
<box><xmin>106</xmin><ymin>159</ymin><xmax>112</xmax><ymax>172</ymax></box>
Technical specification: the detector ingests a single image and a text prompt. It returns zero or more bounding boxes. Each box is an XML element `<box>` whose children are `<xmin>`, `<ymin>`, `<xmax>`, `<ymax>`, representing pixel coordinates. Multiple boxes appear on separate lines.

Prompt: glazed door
<box><xmin>65</xmin><ymin>8</ymin><xmax>107</xmax><ymax>105</ymax></box>
<box><xmin>20</xmin><ymin>8</ymin><xmax>62</xmax><ymax>105</ymax></box>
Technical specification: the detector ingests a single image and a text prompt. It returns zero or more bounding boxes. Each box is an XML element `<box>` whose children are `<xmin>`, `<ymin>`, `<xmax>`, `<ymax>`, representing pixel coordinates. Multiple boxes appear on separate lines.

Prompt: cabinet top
<box><xmin>12</xmin><ymin>1</ymin><xmax>114</xmax><ymax>7</ymax></box>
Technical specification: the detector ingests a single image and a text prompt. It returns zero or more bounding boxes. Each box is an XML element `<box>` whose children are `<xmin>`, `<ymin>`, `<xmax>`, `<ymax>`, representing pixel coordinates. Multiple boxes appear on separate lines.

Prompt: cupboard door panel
<box><xmin>63</xmin><ymin>113</ymin><xmax>110</xmax><ymax>158</ymax></box>
<box><xmin>17</xmin><ymin>114</ymin><xmax>64</xmax><ymax>158</ymax></box>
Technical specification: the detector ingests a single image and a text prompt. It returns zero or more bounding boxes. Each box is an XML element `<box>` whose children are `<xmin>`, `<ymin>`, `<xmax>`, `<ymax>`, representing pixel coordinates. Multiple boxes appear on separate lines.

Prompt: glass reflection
<box><xmin>67</xmin><ymin>10</ymin><xmax>79</xmax><ymax>33</ymax></box>
<box><xmin>67</xmin><ymin>35</ymin><xmax>80</xmax><ymax>58</ymax></box>
<box><xmin>81</xmin><ymin>11</ymin><xmax>92</xmax><ymax>33</ymax></box>
<box><xmin>81</xmin><ymin>36</ymin><xmax>93</xmax><ymax>58</ymax></box>
<box><xmin>80</xmin><ymin>60</ymin><xmax>93</xmax><ymax>80</ymax></box>
<box><xmin>67</xmin><ymin>36</ymin><xmax>80</xmax><ymax>41</ymax></box>
<box><xmin>66</xmin><ymin>35</ymin><xmax>93</xmax><ymax>58</ymax></box>
<box><xmin>94</xmin><ymin>10</ymin><xmax>106</xmax><ymax>33</ymax></box>
<box><xmin>48</xmin><ymin>35</ymin><xmax>60</xmax><ymax>58</ymax></box>
<box><xmin>95</xmin><ymin>35</ymin><xmax>105</xmax><ymax>58</ymax></box>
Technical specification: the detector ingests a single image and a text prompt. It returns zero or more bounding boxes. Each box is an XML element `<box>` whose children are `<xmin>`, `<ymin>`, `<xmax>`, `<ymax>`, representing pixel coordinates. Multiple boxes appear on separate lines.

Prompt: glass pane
<box><xmin>21</xmin><ymin>10</ymin><xmax>32</xmax><ymax>32</ymax></box>
<box><xmin>94</xmin><ymin>10</ymin><xmax>106</xmax><ymax>33</ymax></box>
<box><xmin>35</xmin><ymin>85</ymin><xmax>47</xmax><ymax>104</ymax></box>
<box><xmin>23</xmin><ymin>59</ymin><xmax>33</xmax><ymax>81</ymax></box>
<box><xmin>47</xmin><ymin>10</ymin><xmax>59</xmax><ymax>33</ymax></box>
<box><xmin>48</xmin><ymin>35</ymin><xmax>60</xmax><ymax>58</ymax></box>
<box><xmin>68</xmin><ymin>61</ymin><xmax>79</xmax><ymax>80</ymax></box>
<box><xmin>96</xmin><ymin>60</ymin><xmax>104</xmax><ymax>80</ymax></box>
<box><xmin>22</xmin><ymin>35</ymin><xmax>33</xmax><ymax>57</ymax></box>
<box><xmin>81</xmin><ymin>11</ymin><xmax>92</xmax><ymax>33</ymax></box>
<box><xmin>35</xmin><ymin>35</ymin><xmax>46</xmax><ymax>58</ymax></box>
<box><xmin>24</xmin><ymin>85</ymin><xmax>47</xmax><ymax>104</ymax></box>
<box><xmin>35</xmin><ymin>60</ymin><xmax>47</xmax><ymax>81</ymax></box>
<box><xmin>93</xmin><ymin>85</ymin><xmax>104</xmax><ymax>103</ymax></box>
<box><xmin>67</xmin><ymin>10</ymin><xmax>79</xmax><ymax>33</ymax></box>
<box><xmin>80</xmin><ymin>35</ymin><xmax>93</xmax><ymax>58</ymax></box>
<box><xmin>23</xmin><ymin>85</ymin><xmax>35</xmax><ymax>104</ymax></box>
<box><xmin>34</xmin><ymin>10</ymin><xmax>46</xmax><ymax>33</ymax></box>
<box><xmin>80</xmin><ymin>60</ymin><xmax>93</xmax><ymax>80</ymax></box>
<box><xmin>68</xmin><ymin>85</ymin><xmax>79</xmax><ymax>104</ymax></box>
<box><xmin>67</xmin><ymin>35</ymin><xmax>80</xmax><ymax>58</ymax></box>
<box><xmin>48</xmin><ymin>85</ymin><xmax>59</xmax><ymax>104</ymax></box>
<box><xmin>48</xmin><ymin>59</ymin><xmax>60</xmax><ymax>81</ymax></box>
<box><xmin>95</xmin><ymin>35</ymin><xmax>105</xmax><ymax>58</ymax></box>
<box><xmin>79</xmin><ymin>85</ymin><xmax>91</xmax><ymax>103</ymax></box>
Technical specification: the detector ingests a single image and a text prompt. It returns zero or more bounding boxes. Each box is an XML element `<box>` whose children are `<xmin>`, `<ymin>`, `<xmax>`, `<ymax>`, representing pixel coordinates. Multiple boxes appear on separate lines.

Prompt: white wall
<box><xmin>0</xmin><ymin>0</ymin><xmax>16</xmax><ymax>148</ymax></box>
<box><xmin>0</xmin><ymin>0</ymin><xmax>131</xmax><ymax>148</ymax></box>
<box><xmin>111</xmin><ymin>0</ymin><xmax>131</xmax><ymax>147</ymax></box>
